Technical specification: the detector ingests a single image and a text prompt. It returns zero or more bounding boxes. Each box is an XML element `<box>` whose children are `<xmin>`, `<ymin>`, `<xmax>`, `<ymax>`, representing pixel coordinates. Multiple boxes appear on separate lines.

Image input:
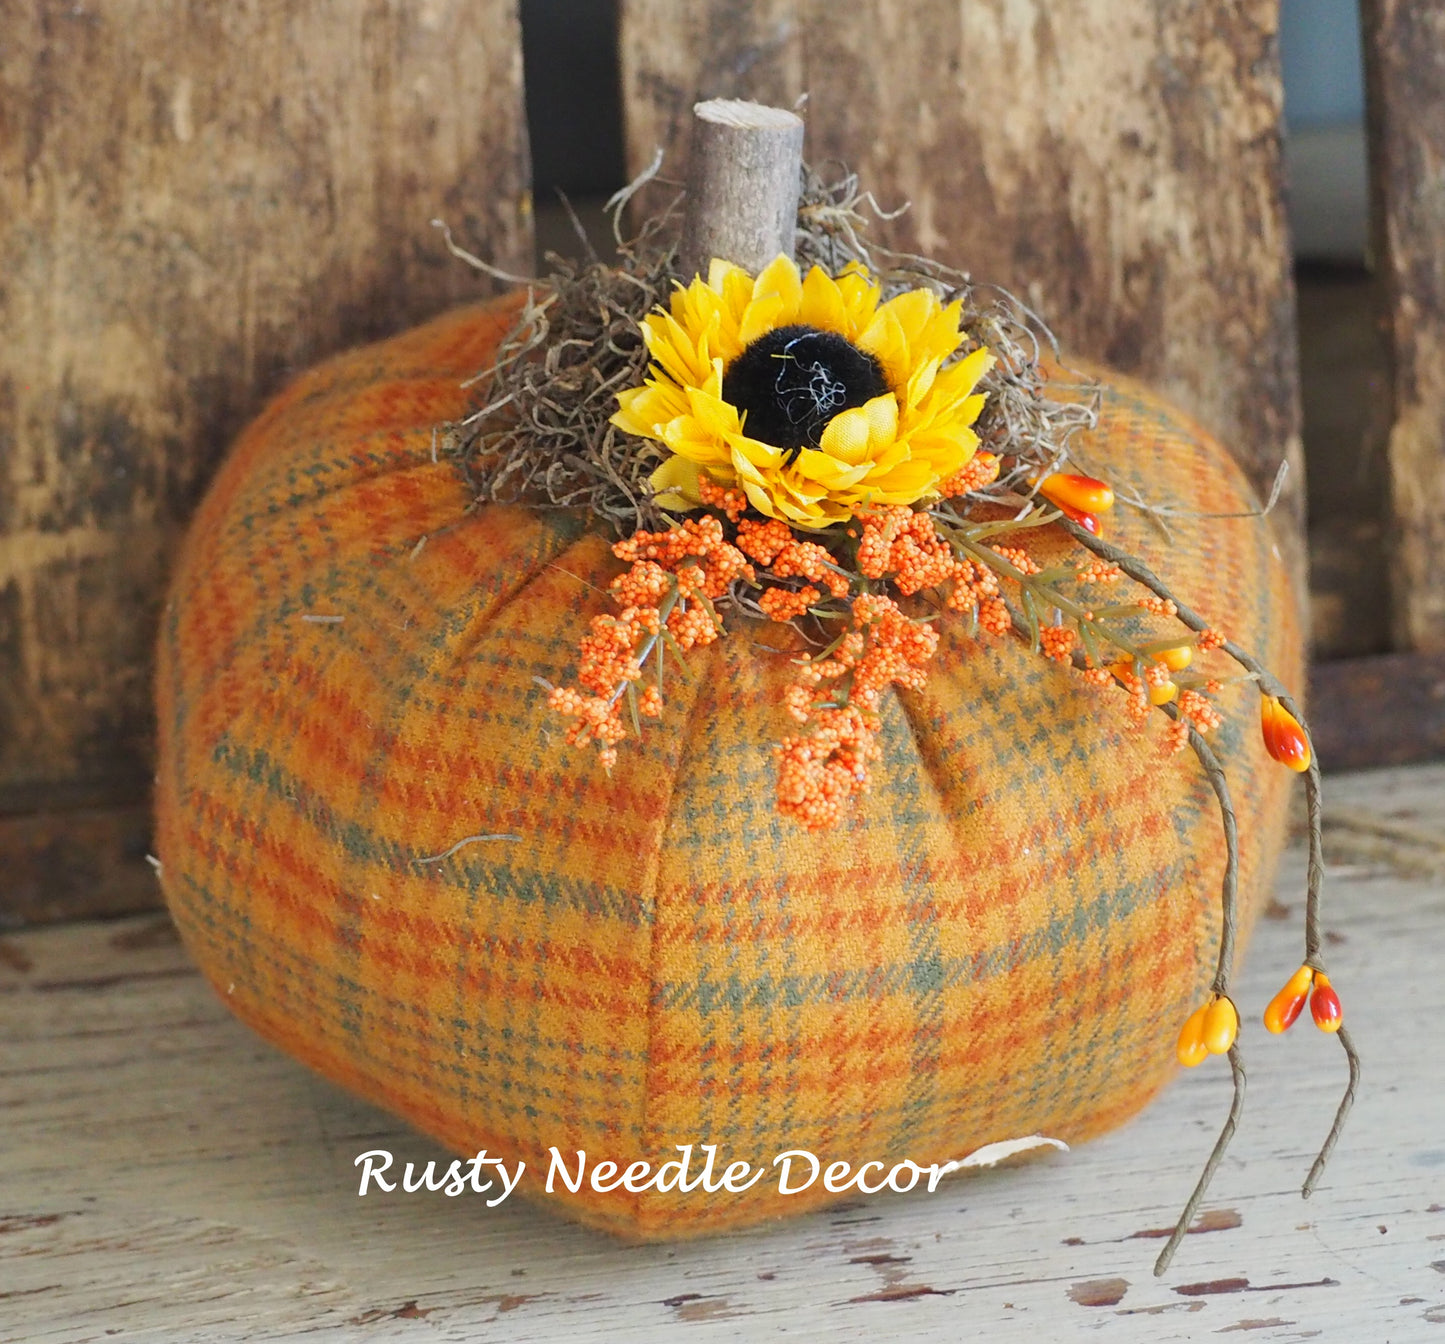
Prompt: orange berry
<box><xmin>1038</xmin><ymin>472</ymin><xmax>1115</xmax><ymax>515</ymax></box>
<box><xmin>1310</xmin><ymin>973</ymin><xmax>1343</xmax><ymax>1033</ymax></box>
<box><xmin>1159</xmin><ymin>644</ymin><xmax>1194</xmax><ymax>672</ymax></box>
<box><xmin>1261</xmin><ymin>695</ymin><xmax>1311</xmax><ymax>772</ymax></box>
<box><xmin>1054</xmin><ymin>500</ymin><xmax>1103</xmax><ymax>536</ymax></box>
<box><xmin>1263</xmin><ymin>965</ymin><xmax>1314</xmax><ymax>1034</ymax></box>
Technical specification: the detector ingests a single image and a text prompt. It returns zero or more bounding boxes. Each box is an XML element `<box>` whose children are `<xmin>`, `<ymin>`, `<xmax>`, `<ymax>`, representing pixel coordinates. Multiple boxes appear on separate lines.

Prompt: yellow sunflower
<box><xmin>611</xmin><ymin>254</ymin><xmax>994</xmax><ymax>529</ymax></box>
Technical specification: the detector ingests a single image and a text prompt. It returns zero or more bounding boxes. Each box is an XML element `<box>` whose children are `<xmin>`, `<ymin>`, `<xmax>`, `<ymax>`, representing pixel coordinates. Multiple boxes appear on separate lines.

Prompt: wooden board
<box><xmin>0</xmin><ymin>1</ymin><xmax>531</xmax><ymax>819</ymax></box>
<box><xmin>1311</xmin><ymin>650</ymin><xmax>1445</xmax><ymax>772</ymax></box>
<box><xmin>0</xmin><ymin>798</ymin><xmax>156</xmax><ymax>932</ymax></box>
<box><xmin>619</xmin><ymin>0</ymin><xmax>1305</xmax><ymax>578</ymax></box>
<box><xmin>2</xmin><ymin>762</ymin><xmax>1442</xmax><ymax>1340</ymax></box>
<box><xmin>1362</xmin><ymin>0</ymin><xmax>1445</xmax><ymax>653</ymax></box>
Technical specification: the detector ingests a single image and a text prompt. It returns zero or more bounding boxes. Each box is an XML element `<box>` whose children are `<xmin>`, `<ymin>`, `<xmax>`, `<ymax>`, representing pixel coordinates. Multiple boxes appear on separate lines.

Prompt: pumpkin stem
<box><xmin>677</xmin><ymin>98</ymin><xmax>805</xmax><ymax>283</ymax></box>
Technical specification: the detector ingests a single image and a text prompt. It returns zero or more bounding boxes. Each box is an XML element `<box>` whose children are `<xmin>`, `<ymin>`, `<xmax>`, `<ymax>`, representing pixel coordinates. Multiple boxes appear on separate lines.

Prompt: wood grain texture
<box><xmin>0</xmin><ymin>1</ymin><xmax>531</xmax><ymax>809</ymax></box>
<box><xmin>1311</xmin><ymin>650</ymin><xmax>1445</xmax><ymax>771</ymax></box>
<box><xmin>620</xmin><ymin>0</ymin><xmax>1305</xmax><ymax>573</ymax></box>
<box><xmin>0</xmin><ymin>800</ymin><xmax>157</xmax><ymax>931</ymax></box>
<box><xmin>677</xmin><ymin>99</ymin><xmax>805</xmax><ymax>280</ymax></box>
<box><xmin>3</xmin><ymin>764</ymin><xmax>1443</xmax><ymax>1339</ymax></box>
<box><xmin>1362</xmin><ymin>0</ymin><xmax>1445</xmax><ymax>653</ymax></box>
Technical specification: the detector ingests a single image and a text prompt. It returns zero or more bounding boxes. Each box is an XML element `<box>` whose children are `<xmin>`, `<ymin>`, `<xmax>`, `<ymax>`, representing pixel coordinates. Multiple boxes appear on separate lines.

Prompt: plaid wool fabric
<box><xmin>155</xmin><ymin>295</ymin><xmax>1301</xmax><ymax>1237</ymax></box>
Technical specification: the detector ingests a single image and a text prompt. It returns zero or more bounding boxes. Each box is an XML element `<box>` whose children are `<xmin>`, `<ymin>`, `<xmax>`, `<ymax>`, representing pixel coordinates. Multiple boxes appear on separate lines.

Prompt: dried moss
<box><xmin>445</xmin><ymin>163</ymin><xmax>1101</xmax><ymax>537</ymax></box>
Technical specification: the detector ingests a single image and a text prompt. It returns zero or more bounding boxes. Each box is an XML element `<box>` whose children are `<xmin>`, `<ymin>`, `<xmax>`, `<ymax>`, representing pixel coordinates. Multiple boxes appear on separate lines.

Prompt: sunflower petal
<box><xmin>798</xmin><ymin>265</ymin><xmax>849</xmax><ymax>334</ymax></box>
<box><xmin>819</xmin><ymin>405</ymin><xmax>873</xmax><ymax>464</ymax></box>
<box><xmin>752</xmin><ymin>254</ymin><xmax>804</xmax><ymax>319</ymax></box>
<box><xmin>649</xmin><ymin>455</ymin><xmax>707</xmax><ymax>510</ymax></box>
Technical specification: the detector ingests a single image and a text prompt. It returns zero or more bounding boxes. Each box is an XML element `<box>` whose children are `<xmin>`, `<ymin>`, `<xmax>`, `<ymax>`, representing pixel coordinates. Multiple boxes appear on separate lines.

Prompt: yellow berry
<box><xmin>1176</xmin><ymin>1003</ymin><xmax>1210</xmax><ymax>1068</ymax></box>
<box><xmin>1202</xmin><ymin>996</ymin><xmax>1239</xmax><ymax>1054</ymax></box>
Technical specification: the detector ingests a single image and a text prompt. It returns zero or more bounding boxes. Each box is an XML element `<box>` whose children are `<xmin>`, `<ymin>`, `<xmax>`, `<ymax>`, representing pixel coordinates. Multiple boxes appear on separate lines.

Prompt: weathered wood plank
<box><xmin>619</xmin><ymin>0</ymin><xmax>1305</xmax><ymax>579</ymax></box>
<box><xmin>0</xmin><ymin>1</ymin><xmax>531</xmax><ymax>816</ymax></box>
<box><xmin>1310</xmin><ymin>649</ymin><xmax>1445</xmax><ymax>771</ymax></box>
<box><xmin>1</xmin><ymin>765</ymin><xmax>1442</xmax><ymax>1339</ymax></box>
<box><xmin>1361</xmin><ymin>0</ymin><xmax>1445</xmax><ymax>652</ymax></box>
<box><xmin>0</xmin><ymin>799</ymin><xmax>158</xmax><ymax>930</ymax></box>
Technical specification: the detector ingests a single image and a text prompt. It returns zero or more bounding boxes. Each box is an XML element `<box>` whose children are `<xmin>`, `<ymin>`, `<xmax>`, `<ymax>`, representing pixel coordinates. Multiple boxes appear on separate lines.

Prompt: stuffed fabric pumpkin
<box><xmin>155</xmin><ymin>292</ymin><xmax>1300</xmax><ymax>1238</ymax></box>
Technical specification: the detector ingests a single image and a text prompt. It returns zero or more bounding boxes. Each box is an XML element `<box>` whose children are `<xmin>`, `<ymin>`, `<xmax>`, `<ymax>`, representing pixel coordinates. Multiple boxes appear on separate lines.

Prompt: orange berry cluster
<box><xmin>1039</xmin><ymin>626</ymin><xmax>1077</xmax><ymax>663</ymax></box>
<box><xmin>775</xmin><ymin>703</ymin><xmax>882</xmax><ymax>832</ymax></box>
<box><xmin>776</xmin><ymin>595</ymin><xmax>939</xmax><ymax>830</ymax></box>
<box><xmin>549</xmin><ymin>518</ymin><xmax>754</xmax><ymax>769</ymax></box>
<box><xmin>736</xmin><ymin>518</ymin><xmax>850</xmax><ymax>600</ymax></box>
<box><xmin>1076</xmin><ymin>558</ymin><xmax>1123</xmax><ymax>585</ymax></box>
<box><xmin>936</xmin><ymin>450</ymin><xmax>1001</xmax><ymax>498</ymax></box>
<box><xmin>929</xmin><ymin>539</ymin><xmax>1015</xmax><ymax>639</ymax></box>
<box><xmin>989</xmin><ymin>544</ymin><xmax>1042</xmax><ymax>576</ymax></box>
<box><xmin>1092</xmin><ymin>644</ymin><xmax>1223</xmax><ymax>753</ymax></box>
<box><xmin>758</xmin><ymin>585</ymin><xmax>821</xmax><ymax>623</ymax></box>
<box><xmin>614</xmin><ymin>515</ymin><xmax>754</xmax><ymax>598</ymax></box>
<box><xmin>857</xmin><ymin>506</ymin><xmax>959</xmax><ymax>595</ymax></box>
<box><xmin>696</xmin><ymin>477</ymin><xmax>748</xmax><ymax>522</ymax></box>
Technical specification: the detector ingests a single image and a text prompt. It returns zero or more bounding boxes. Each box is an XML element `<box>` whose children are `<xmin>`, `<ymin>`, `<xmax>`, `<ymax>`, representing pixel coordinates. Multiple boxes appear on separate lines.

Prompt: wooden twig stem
<box><xmin>677</xmin><ymin>99</ymin><xmax>805</xmax><ymax>282</ymax></box>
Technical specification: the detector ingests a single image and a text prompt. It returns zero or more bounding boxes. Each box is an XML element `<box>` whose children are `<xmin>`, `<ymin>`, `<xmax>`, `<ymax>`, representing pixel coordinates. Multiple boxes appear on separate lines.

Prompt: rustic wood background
<box><xmin>5</xmin><ymin>0</ymin><xmax>1445</xmax><ymax>929</ymax></box>
<box><xmin>0</xmin><ymin>0</ymin><xmax>531</xmax><ymax>926</ymax></box>
<box><xmin>619</xmin><ymin>0</ymin><xmax>1306</xmax><ymax>558</ymax></box>
<box><xmin>1362</xmin><ymin>0</ymin><xmax>1445</xmax><ymax>654</ymax></box>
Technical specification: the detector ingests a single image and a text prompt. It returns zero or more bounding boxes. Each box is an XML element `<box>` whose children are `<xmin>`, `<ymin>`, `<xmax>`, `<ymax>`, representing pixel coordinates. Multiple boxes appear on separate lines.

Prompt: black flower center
<box><xmin>722</xmin><ymin>325</ymin><xmax>890</xmax><ymax>459</ymax></box>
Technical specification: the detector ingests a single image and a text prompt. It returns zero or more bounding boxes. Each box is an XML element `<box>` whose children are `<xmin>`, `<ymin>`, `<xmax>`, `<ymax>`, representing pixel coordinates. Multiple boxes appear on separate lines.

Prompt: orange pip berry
<box><xmin>1038</xmin><ymin>472</ymin><xmax>1115</xmax><ymax>515</ymax></box>
<box><xmin>1263</xmin><ymin>964</ymin><xmax>1314</xmax><ymax>1034</ymax></box>
<box><xmin>1260</xmin><ymin>694</ymin><xmax>1311</xmax><ymax>772</ymax></box>
<box><xmin>1202</xmin><ymin>995</ymin><xmax>1240</xmax><ymax>1055</ymax></box>
<box><xmin>1055</xmin><ymin>500</ymin><xmax>1103</xmax><ymax>537</ymax></box>
<box><xmin>1310</xmin><ymin>972</ymin><xmax>1343</xmax><ymax>1033</ymax></box>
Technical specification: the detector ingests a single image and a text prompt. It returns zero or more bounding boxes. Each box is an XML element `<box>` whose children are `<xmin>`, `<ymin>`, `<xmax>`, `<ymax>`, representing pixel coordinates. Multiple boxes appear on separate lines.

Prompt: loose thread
<box><xmin>1057</xmin><ymin>516</ymin><xmax>1361</xmax><ymax>1224</ymax></box>
<box><xmin>1154</xmin><ymin>1045</ymin><xmax>1247</xmax><ymax>1277</ymax></box>
<box><xmin>414</xmin><ymin>833</ymin><xmax>521</xmax><ymax>865</ymax></box>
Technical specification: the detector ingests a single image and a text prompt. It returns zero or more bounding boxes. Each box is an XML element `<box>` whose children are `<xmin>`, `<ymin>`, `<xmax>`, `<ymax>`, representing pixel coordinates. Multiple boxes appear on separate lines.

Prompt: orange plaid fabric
<box><xmin>155</xmin><ymin>296</ymin><xmax>1300</xmax><ymax>1237</ymax></box>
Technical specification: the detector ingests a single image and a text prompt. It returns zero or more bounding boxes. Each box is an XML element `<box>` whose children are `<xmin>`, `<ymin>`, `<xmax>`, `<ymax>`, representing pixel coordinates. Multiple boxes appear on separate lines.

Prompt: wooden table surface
<box><xmin>3</xmin><ymin>765</ymin><xmax>1444</xmax><ymax>1343</ymax></box>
